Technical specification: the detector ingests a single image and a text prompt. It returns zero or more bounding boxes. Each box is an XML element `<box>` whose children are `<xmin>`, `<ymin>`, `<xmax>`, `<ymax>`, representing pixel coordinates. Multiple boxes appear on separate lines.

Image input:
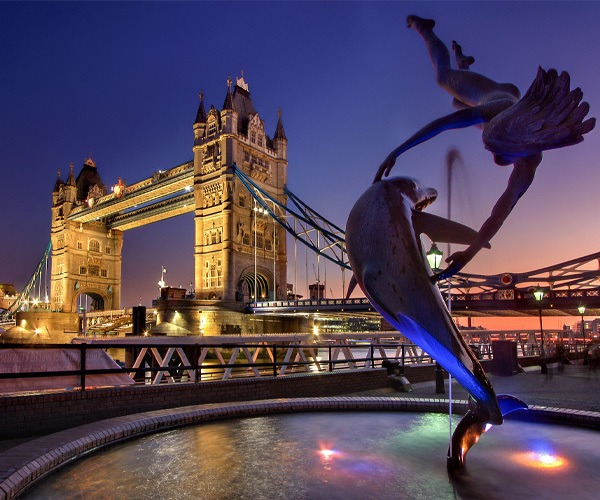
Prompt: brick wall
<box><xmin>0</xmin><ymin>369</ymin><xmax>393</xmax><ymax>438</ymax></box>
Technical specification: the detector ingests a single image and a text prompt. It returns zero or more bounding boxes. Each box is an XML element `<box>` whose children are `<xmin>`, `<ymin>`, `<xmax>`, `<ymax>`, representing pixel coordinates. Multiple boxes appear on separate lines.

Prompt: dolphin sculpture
<box><xmin>345</xmin><ymin>176</ymin><xmax>527</xmax><ymax>474</ymax></box>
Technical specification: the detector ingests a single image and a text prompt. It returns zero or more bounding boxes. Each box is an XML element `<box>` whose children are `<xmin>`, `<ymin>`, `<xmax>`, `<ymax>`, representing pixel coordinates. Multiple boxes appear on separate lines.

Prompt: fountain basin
<box><xmin>13</xmin><ymin>398</ymin><xmax>600</xmax><ymax>499</ymax></box>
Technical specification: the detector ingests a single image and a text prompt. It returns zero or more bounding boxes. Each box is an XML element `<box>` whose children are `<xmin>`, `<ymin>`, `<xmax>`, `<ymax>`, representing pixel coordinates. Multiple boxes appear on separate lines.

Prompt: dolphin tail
<box><xmin>447</xmin><ymin>395</ymin><xmax>528</xmax><ymax>475</ymax></box>
<box><xmin>497</xmin><ymin>394</ymin><xmax>528</xmax><ymax>416</ymax></box>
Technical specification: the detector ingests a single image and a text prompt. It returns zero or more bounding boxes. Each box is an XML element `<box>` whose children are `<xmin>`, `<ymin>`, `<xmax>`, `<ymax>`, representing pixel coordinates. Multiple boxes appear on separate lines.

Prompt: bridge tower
<box><xmin>192</xmin><ymin>75</ymin><xmax>288</xmax><ymax>303</ymax></box>
<box><xmin>49</xmin><ymin>159</ymin><xmax>123</xmax><ymax>313</ymax></box>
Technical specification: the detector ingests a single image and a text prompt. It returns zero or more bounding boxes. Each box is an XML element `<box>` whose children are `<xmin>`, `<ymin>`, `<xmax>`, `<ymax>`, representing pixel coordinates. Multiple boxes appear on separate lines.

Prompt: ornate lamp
<box><xmin>426</xmin><ymin>243</ymin><xmax>443</xmax><ymax>271</ymax></box>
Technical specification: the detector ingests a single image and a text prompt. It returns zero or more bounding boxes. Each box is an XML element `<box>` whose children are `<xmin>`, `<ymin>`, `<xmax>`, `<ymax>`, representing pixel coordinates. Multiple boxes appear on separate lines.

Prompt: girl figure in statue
<box><xmin>374</xmin><ymin>15</ymin><xmax>595</xmax><ymax>280</ymax></box>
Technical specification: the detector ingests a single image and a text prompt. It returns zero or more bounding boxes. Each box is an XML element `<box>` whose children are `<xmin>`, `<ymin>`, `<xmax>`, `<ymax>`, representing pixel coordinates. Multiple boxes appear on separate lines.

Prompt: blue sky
<box><xmin>1</xmin><ymin>1</ymin><xmax>599</xmax><ymax>314</ymax></box>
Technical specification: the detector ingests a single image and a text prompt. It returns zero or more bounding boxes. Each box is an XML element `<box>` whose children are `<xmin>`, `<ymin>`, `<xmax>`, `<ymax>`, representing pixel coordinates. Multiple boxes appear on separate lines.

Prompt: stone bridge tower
<box><xmin>50</xmin><ymin>159</ymin><xmax>123</xmax><ymax>313</ymax></box>
<box><xmin>193</xmin><ymin>75</ymin><xmax>288</xmax><ymax>303</ymax></box>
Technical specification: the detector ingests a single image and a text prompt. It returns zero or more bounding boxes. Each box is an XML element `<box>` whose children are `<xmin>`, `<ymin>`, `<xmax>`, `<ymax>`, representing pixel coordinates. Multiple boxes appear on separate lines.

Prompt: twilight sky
<box><xmin>1</xmin><ymin>1</ymin><xmax>599</xmax><ymax>328</ymax></box>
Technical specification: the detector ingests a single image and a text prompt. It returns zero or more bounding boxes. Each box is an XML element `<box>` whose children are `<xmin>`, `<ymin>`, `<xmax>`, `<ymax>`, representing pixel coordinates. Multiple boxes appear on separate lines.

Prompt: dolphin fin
<box><xmin>412</xmin><ymin>210</ymin><xmax>491</xmax><ymax>248</ymax></box>
<box><xmin>346</xmin><ymin>274</ymin><xmax>358</xmax><ymax>299</ymax></box>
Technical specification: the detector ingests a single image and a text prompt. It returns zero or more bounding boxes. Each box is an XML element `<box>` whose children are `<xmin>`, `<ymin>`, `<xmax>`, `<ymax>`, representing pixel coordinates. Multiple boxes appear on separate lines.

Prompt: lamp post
<box><xmin>533</xmin><ymin>287</ymin><xmax>547</xmax><ymax>374</ymax></box>
<box><xmin>578</xmin><ymin>305</ymin><xmax>586</xmax><ymax>353</ymax></box>
<box><xmin>427</xmin><ymin>243</ymin><xmax>446</xmax><ymax>394</ymax></box>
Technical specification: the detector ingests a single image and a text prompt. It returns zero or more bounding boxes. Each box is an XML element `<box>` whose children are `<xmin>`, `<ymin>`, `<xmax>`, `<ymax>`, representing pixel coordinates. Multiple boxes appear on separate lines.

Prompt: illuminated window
<box><xmin>89</xmin><ymin>240</ymin><xmax>100</xmax><ymax>253</ymax></box>
<box><xmin>253</xmin><ymin>232</ymin><xmax>264</xmax><ymax>249</ymax></box>
<box><xmin>209</xmin><ymin>265</ymin><xmax>217</xmax><ymax>287</ymax></box>
<box><xmin>208</xmin><ymin>121</ymin><xmax>217</xmax><ymax>136</ymax></box>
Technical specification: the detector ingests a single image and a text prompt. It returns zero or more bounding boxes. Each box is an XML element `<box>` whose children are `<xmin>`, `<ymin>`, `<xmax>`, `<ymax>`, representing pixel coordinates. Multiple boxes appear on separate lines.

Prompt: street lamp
<box><xmin>158</xmin><ymin>266</ymin><xmax>167</xmax><ymax>290</ymax></box>
<box><xmin>426</xmin><ymin>243</ymin><xmax>443</xmax><ymax>272</ymax></box>
<box><xmin>533</xmin><ymin>287</ymin><xmax>547</xmax><ymax>374</ymax></box>
<box><xmin>578</xmin><ymin>305</ymin><xmax>586</xmax><ymax>351</ymax></box>
<box><xmin>427</xmin><ymin>242</ymin><xmax>446</xmax><ymax>394</ymax></box>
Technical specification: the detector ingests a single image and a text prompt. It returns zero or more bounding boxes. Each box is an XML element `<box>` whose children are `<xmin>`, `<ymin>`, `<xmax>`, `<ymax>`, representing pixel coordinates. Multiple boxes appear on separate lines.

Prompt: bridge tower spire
<box><xmin>192</xmin><ymin>73</ymin><xmax>288</xmax><ymax>304</ymax></box>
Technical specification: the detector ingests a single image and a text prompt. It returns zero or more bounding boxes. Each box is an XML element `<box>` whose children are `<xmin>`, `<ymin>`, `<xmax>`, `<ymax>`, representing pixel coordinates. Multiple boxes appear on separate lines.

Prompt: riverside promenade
<box><xmin>1</xmin><ymin>363</ymin><xmax>598</xmax><ymax>498</ymax></box>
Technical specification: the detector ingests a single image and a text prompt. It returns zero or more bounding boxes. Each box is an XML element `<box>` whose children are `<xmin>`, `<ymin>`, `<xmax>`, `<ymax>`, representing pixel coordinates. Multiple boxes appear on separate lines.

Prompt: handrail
<box><xmin>0</xmin><ymin>341</ymin><xmax>439</xmax><ymax>390</ymax></box>
<box><xmin>0</xmin><ymin>339</ymin><xmax>582</xmax><ymax>393</ymax></box>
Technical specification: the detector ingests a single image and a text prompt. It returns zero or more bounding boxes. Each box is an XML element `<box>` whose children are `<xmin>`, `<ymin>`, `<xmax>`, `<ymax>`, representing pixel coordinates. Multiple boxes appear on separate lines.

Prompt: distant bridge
<box><xmin>4</xmin><ymin>161</ymin><xmax>600</xmax><ymax>320</ymax></box>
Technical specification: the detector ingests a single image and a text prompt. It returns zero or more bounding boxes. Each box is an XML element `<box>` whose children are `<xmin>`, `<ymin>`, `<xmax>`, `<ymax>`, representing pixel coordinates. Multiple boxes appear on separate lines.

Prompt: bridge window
<box><xmin>244</xmin><ymin>151</ymin><xmax>250</xmax><ymax>163</ymax></box>
<box><xmin>89</xmin><ymin>240</ymin><xmax>100</xmax><ymax>253</ymax></box>
<box><xmin>265</xmin><ymin>238</ymin><xmax>272</xmax><ymax>251</ymax></box>
<box><xmin>253</xmin><ymin>232</ymin><xmax>264</xmax><ymax>249</ymax></box>
<box><xmin>77</xmin><ymin>241</ymin><xmax>83</xmax><ymax>250</ymax></box>
<box><xmin>105</xmin><ymin>246</ymin><xmax>111</xmax><ymax>254</ymax></box>
<box><xmin>208</xmin><ymin>121</ymin><xmax>217</xmax><ymax>136</ymax></box>
<box><xmin>257</xmin><ymin>135</ymin><xmax>263</xmax><ymax>147</ymax></box>
<box><xmin>239</xmin><ymin>194</ymin><xmax>246</xmax><ymax>207</ymax></box>
<box><xmin>101</xmin><ymin>269</ymin><xmax>108</xmax><ymax>278</ymax></box>
<box><xmin>79</xmin><ymin>266</ymin><xmax>87</xmax><ymax>275</ymax></box>
<box><xmin>89</xmin><ymin>265</ymin><xmax>100</xmax><ymax>276</ymax></box>
<box><xmin>251</xmin><ymin>132</ymin><xmax>256</xmax><ymax>144</ymax></box>
<box><xmin>242</xmin><ymin>232</ymin><xmax>250</xmax><ymax>246</ymax></box>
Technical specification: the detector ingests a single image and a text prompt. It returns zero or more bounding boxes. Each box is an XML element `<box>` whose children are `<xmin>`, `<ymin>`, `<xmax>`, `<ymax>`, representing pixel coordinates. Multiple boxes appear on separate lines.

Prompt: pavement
<box><xmin>353</xmin><ymin>363</ymin><xmax>600</xmax><ymax>412</ymax></box>
<box><xmin>0</xmin><ymin>363</ymin><xmax>599</xmax><ymax>498</ymax></box>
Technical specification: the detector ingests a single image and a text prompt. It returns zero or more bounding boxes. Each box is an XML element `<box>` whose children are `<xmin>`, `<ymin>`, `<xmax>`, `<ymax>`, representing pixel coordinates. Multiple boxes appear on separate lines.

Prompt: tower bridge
<box><xmin>3</xmin><ymin>74</ymin><xmax>600</xmax><ymax>339</ymax></box>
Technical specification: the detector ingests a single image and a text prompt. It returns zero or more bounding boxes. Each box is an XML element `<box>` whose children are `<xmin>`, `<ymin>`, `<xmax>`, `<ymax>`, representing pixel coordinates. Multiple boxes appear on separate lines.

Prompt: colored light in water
<box><xmin>513</xmin><ymin>451</ymin><xmax>567</xmax><ymax>469</ymax></box>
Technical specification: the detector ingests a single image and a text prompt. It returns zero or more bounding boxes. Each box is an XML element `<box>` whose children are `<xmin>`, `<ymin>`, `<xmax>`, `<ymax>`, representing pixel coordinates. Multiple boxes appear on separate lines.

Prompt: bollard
<box><xmin>435</xmin><ymin>362</ymin><xmax>445</xmax><ymax>394</ymax></box>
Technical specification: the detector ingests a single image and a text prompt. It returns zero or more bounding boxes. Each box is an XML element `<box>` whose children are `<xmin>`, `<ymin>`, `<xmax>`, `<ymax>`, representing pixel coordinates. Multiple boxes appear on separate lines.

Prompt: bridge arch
<box><xmin>238</xmin><ymin>266</ymin><xmax>273</xmax><ymax>302</ymax></box>
<box><xmin>72</xmin><ymin>288</ymin><xmax>109</xmax><ymax>312</ymax></box>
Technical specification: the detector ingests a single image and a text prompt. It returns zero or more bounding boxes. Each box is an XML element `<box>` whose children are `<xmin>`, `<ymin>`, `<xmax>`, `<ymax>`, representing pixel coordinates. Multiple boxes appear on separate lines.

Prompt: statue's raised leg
<box><xmin>452</xmin><ymin>40</ymin><xmax>475</xmax><ymax>70</ymax></box>
<box><xmin>407</xmin><ymin>15</ymin><xmax>520</xmax><ymax>107</ymax></box>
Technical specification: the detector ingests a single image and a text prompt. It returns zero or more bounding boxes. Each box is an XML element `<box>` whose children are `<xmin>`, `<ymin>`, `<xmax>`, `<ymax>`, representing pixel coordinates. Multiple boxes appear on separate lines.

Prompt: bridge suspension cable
<box><xmin>233</xmin><ymin>164</ymin><xmax>350</xmax><ymax>270</ymax></box>
<box><xmin>2</xmin><ymin>240</ymin><xmax>52</xmax><ymax>319</ymax></box>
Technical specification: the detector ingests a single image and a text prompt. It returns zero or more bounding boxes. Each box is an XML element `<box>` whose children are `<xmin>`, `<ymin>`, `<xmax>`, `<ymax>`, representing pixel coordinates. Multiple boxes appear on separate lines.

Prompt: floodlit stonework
<box><xmin>192</xmin><ymin>75</ymin><xmax>288</xmax><ymax>303</ymax></box>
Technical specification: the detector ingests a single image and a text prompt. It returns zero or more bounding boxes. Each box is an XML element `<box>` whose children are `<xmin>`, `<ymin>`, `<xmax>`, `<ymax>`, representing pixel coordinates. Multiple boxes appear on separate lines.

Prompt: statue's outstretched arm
<box><xmin>373</xmin><ymin>99</ymin><xmax>514</xmax><ymax>183</ymax></box>
<box><xmin>435</xmin><ymin>154</ymin><xmax>541</xmax><ymax>280</ymax></box>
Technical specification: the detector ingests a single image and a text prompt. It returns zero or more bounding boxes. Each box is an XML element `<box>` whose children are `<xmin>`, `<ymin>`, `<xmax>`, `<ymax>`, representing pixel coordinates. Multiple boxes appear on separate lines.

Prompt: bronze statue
<box><xmin>374</xmin><ymin>15</ymin><xmax>595</xmax><ymax>280</ymax></box>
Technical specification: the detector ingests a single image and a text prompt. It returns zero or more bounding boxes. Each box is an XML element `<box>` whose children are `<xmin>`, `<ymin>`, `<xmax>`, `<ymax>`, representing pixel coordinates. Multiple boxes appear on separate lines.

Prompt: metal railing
<box><xmin>1</xmin><ymin>337</ymin><xmax>589</xmax><ymax>393</ymax></box>
<box><xmin>0</xmin><ymin>340</ymin><xmax>445</xmax><ymax>392</ymax></box>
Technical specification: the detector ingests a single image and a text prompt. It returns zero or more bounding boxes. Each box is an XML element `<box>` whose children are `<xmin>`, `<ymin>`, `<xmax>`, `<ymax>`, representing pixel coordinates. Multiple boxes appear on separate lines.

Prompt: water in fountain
<box><xmin>24</xmin><ymin>412</ymin><xmax>599</xmax><ymax>499</ymax></box>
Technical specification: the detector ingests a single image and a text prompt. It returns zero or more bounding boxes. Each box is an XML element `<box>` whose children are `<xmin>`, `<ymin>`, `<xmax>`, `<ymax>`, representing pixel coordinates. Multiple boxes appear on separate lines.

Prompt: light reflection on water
<box><xmin>24</xmin><ymin>413</ymin><xmax>599</xmax><ymax>500</ymax></box>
